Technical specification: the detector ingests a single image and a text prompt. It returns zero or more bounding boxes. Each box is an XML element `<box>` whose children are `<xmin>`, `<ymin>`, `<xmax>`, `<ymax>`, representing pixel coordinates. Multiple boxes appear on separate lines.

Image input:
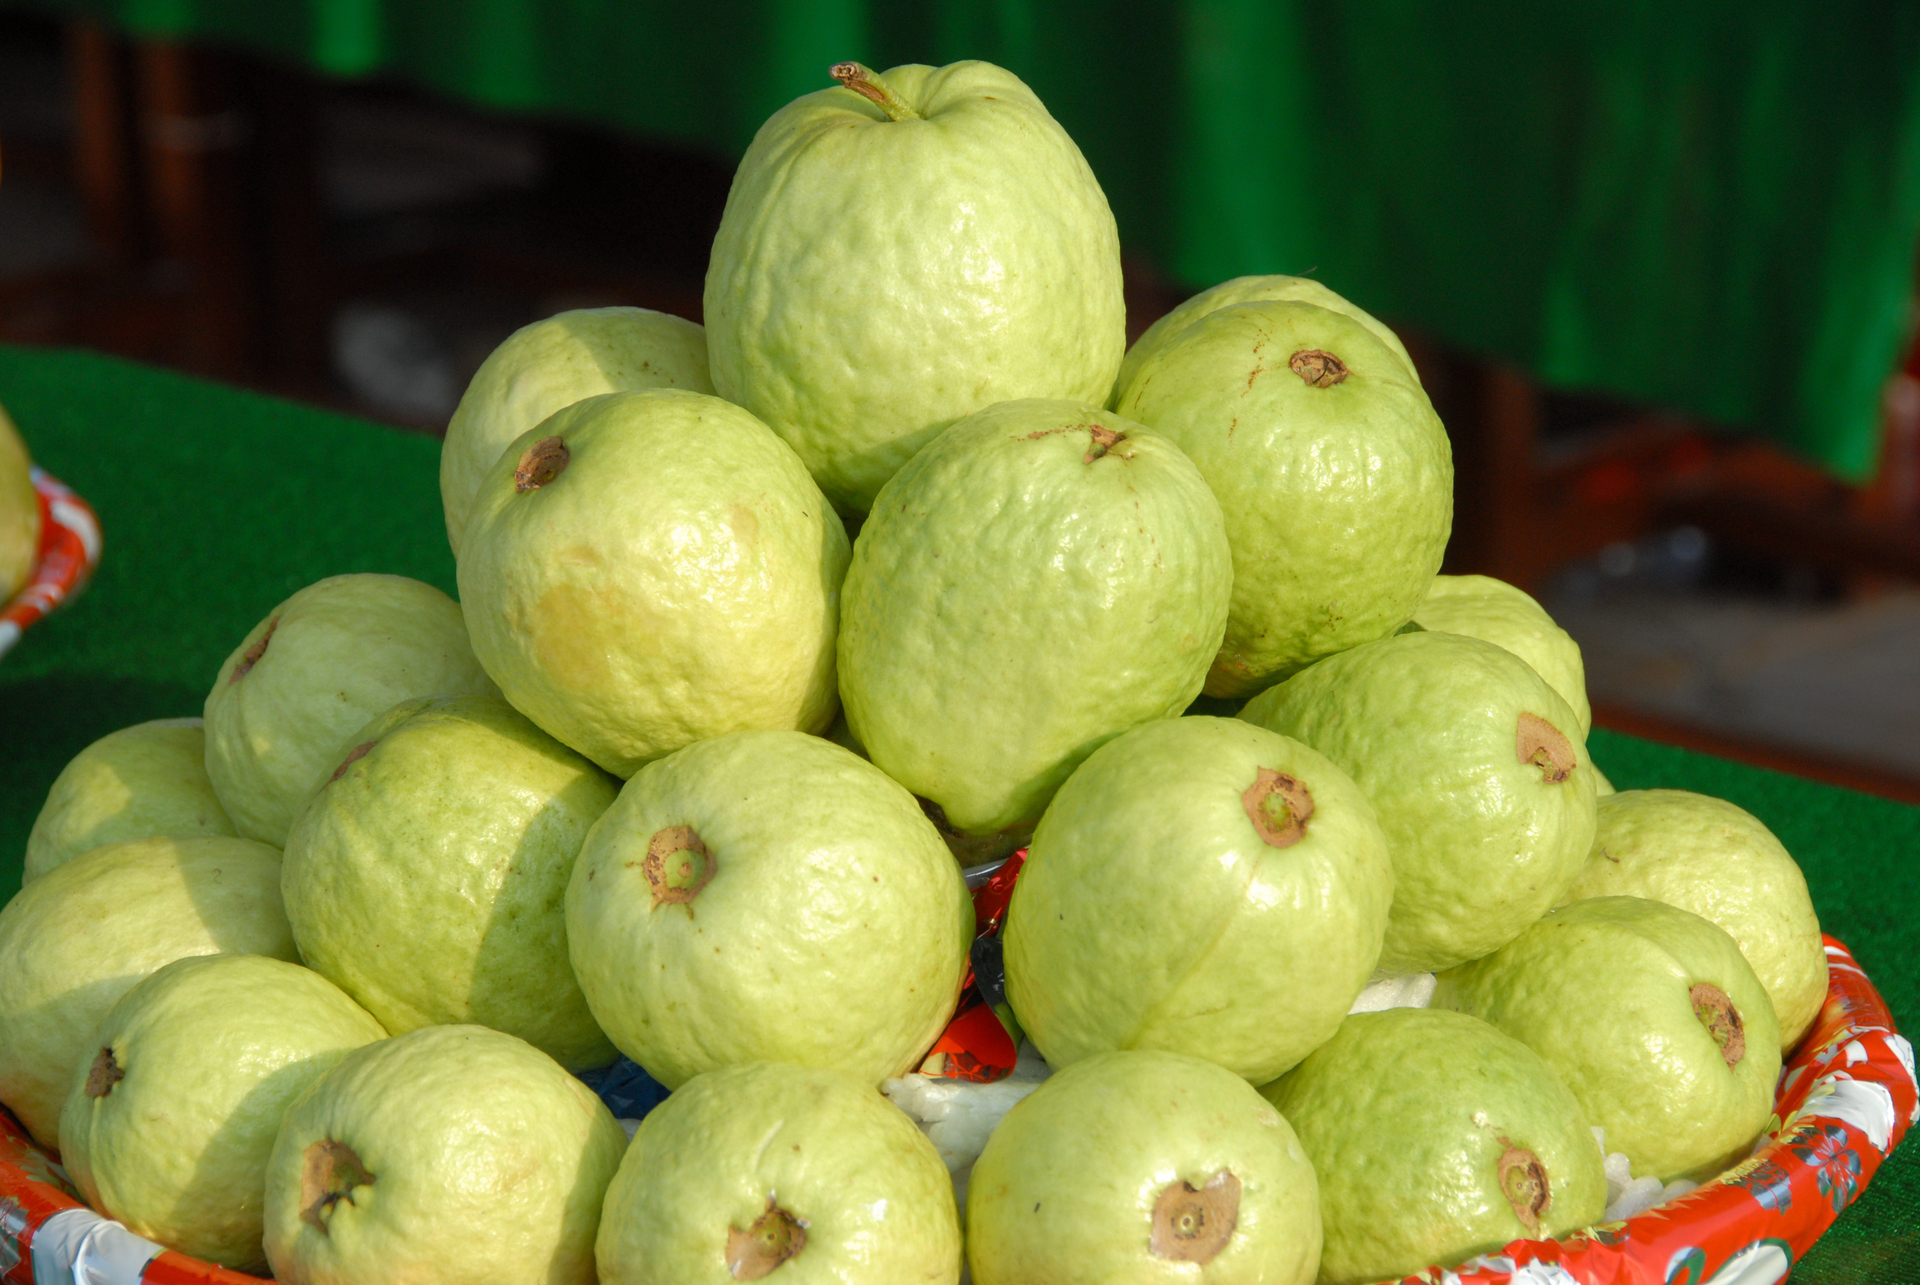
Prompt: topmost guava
<box><xmin>0</xmin><ymin>402</ymin><xmax>39</xmax><ymax>601</ymax></box>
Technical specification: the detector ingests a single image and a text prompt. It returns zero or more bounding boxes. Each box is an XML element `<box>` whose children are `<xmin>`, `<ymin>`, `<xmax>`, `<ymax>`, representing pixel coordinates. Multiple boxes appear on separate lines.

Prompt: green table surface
<box><xmin>0</xmin><ymin>341</ymin><xmax>1916</xmax><ymax>1277</ymax></box>
<box><xmin>10</xmin><ymin>1</ymin><xmax>1920</xmax><ymax>482</ymax></box>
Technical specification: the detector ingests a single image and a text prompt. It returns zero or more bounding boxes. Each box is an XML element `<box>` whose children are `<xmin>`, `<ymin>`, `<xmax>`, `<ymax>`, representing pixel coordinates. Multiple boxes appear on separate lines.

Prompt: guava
<box><xmin>1263</xmin><ymin>1008</ymin><xmax>1605</xmax><ymax>1285</ymax></box>
<box><xmin>261</xmin><ymin>1024</ymin><xmax>626</xmax><ymax>1285</ymax></box>
<box><xmin>203</xmin><ymin>574</ymin><xmax>498</xmax><ymax>846</ymax></box>
<box><xmin>1114</xmin><ymin>274</ymin><xmax>1418</xmax><ymax>404</ymax></box>
<box><xmin>1434</xmin><ymin>895</ymin><xmax>1782</xmax><ymax>1182</ymax></box>
<box><xmin>283</xmin><ymin>695</ymin><xmax>618</xmax><ymax>1069</ymax></box>
<box><xmin>598</xmin><ymin>1061</ymin><xmax>960</xmax><ymax>1284</ymax></box>
<box><xmin>1005</xmin><ymin>717</ymin><xmax>1392</xmax><ymax>1083</ymax></box>
<box><xmin>839</xmin><ymin>400</ymin><xmax>1231</xmax><ymax>855</ymax></box>
<box><xmin>439</xmin><ymin>307</ymin><xmax>712</xmax><ymax>555</ymax></box>
<box><xmin>1414</xmin><ymin>574</ymin><xmax>1591</xmax><ymax>735</ymax></box>
<box><xmin>705</xmin><ymin>60</ymin><xmax>1125</xmax><ymax>513</ymax></box>
<box><xmin>26</xmin><ymin>718</ymin><xmax>236</xmax><ymax>883</ymax></box>
<box><xmin>58</xmin><ymin>954</ymin><xmax>386</xmax><ymax>1271</ymax></box>
<box><xmin>1558</xmin><ymin>790</ymin><xmax>1823</xmax><ymax>1051</ymax></box>
<box><xmin>968</xmin><ymin>1050</ymin><xmax>1320</xmax><ymax>1285</ymax></box>
<box><xmin>566</xmin><ymin>730</ymin><xmax>972</xmax><ymax>1089</ymax></box>
<box><xmin>0</xmin><ymin>401</ymin><xmax>38</xmax><ymax>600</ymax></box>
<box><xmin>458</xmin><ymin>390</ymin><xmax>848</xmax><ymax>777</ymax></box>
<box><xmin>0</xmin><ymin>835</ymin><xmax>294</xmax><ymax>1146</ymax></box>
<box><xmin>1115</xmin><ymin>300</ymin><xmax>1452</xmax><ymax>695</ymax></box>
<box><xmin>1241</xmin><ymin>630</ymin><xmax>1596</xmax><ymax>972</ymax></box>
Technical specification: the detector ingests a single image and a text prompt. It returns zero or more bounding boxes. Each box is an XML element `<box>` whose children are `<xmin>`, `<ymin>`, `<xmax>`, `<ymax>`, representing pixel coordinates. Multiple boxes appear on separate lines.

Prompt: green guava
<box><xmin>839</xmin><ymin>400</ymin><xmax>1231</xmax><ymax>855</ymax></box>
<box><xmin>566</xmin><ymin>730</ymin><xmax>972</xmax><ymax>1089</ymax></box>
<box><xmin>58</xmin><ymin>954</ymin><xmax>386</xmax><ymax>1271</ymax></box>
<box><xmin>283</xmin><ymin>695</ymin><xmax>618</xmax><ymax>1069</ymax></box>
<box><xmin>598</xmin><ymin>1061</ymin><xmax>961</xmax><ymax>1284</ymax></box>
<box><xmin>203</xmin><ymin>574</ymin><xmax>498</xmax><ymax>846</ymax></box>
<box><xmin>1241</xmin><ymin>630</ymin><xmax>1596</xmax><ymax>972</ymax></box>
<box><xmin>1115</xmin><ymin>300</ymin><xmax>1452</xmax><ymax>696</ymax></box>
<box><xmin>1559</xmin><ymin>790</ymin><xmax>1823</xmax><ymax>1051</ymax></box>
<box><xmin>0</xmin><ymin>835</ymin><xmax>295</xmax><ymax>1146</ymax></box>
<box><xmin>457</xmin><ymin>389</ymin><xmax>849</xmax><ymax>778</ymax></box>
<box><xmin>1414</xmin><ymin>574</ymin><xmax>1592</xmax><ymax>736</ymax></box>
<box><xmin>968</xmin><ymin>1050</ymin><xmax>1320</xmax><ymax>1285</ymax></box>
<box><xmin>439</xmin><ymin>307</ymin><xmax>712</xmax><ymax>555</ymax></box>
<box><xmin>1114</xmin><ymin>274</ymin><xmax>1418</xmax><ymax>405</ymax></box>
<box><xmin>0</xmin><ymin>402</ymin><xmax>38</xmax><ymax>600</ymax></box>
<box><xmin>1434</xmin><ymin>895</ymin><xmax>1782</xmax><ymax>1182</ymax></box>
<box><xmin>1263</xmin><ymin>1008</ymin><xmax>1605</xmax><ymax>1285</ymax></box>
<box><xmin>262</xmin><ymin>1024</ymin><xmax>626</xmax><ymax>1285</ymax></box>
<box><xmin>26</xmin><ymin>718</ymin><xmax>236</xmax><ymax>883</ymax></box>
<box><xmin>705</xmin><ymin>60</ymin><xmax>1125</xmax><ymax>513</ymax></box>
<box><xmin>1005</xmin><ymin>716</ymin><xmax>1392</xmax><ymax>1083</ymax></box>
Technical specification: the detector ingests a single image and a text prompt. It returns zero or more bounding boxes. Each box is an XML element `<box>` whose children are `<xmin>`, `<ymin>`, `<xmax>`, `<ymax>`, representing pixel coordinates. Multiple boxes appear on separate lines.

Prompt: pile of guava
<box><xmin>4</xmin><ymin>58</ymin><xmax>1835</xmax><ymax>1285</ymax></box>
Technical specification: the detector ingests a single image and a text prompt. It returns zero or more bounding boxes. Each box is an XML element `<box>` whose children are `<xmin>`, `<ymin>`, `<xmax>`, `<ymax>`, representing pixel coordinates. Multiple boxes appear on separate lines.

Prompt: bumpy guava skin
<box><xmin>1435</xmin><ymin>896</ymin><xmax>1782</xmax><ymax>1182</ymax></box>
<box><xmin>1262</xmin><ymin>1008</ymin><xmax>1605</xmax><ymax>1285</ymax></box>
<box><xmin>1415</xmin><ymin>574</ymin><xmax>1591</xmax><ymax>735</ymax></box>
<box><xmin>598</xmin><ymin>1062</ymin><xmax>961</xmax><ymax>1285</ymax></box>
<box><xmin>705</xmin><ymin>60</ymin><xmax>1125</xmax><ymax>513</ymax></box>
<box><xmin>1006</xmin><ymin>717</ymin><xmax>1392</xmax><ymax>1083</ymax></box>
<box><xmin>0</xmin><ymin>403</ymin><xmax>38</xmax><ymax>600</ymax></box>
<box><xmin>839</xmin><ymin>400</ymin><xmax>1231</xmax><ymax>853</ymax></box>
<box><xmin>968</xmin><ymin>1050</ymin><xmax>1321</xmax><ymax>1285</ymax></box>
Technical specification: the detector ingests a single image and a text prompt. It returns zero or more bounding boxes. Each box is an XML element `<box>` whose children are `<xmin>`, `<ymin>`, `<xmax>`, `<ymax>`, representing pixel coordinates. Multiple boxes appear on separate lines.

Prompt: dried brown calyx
<box><xmin>1242</xmin><ymin>768</ymin><xmax>1314</xmax><ymax>848</ymax></box>
<box><xmin>829</xmin><ymin>61</ymin><xmax>921</xmax><ymax>121</ymax></box>
<box><xmin>1515</xmin><ymin>713</ymin><xmax>1575</xmax><ymax>783</ymax></box>
<box><xmin>1084</xmin><ymin>425</ymin><xmax>1126</xmax><ymax>463</ymax></box>
<box><xmin>1289</xmin><ymin>350</ymin><xmax>1350</xmax><ymax>388</ymax></box>
<box><xmin>328</xmin><ymin>740</ymin><xmax>378</xmax><ymax>784</ymax></box>
<box><xmin>301</xmin><ymin>1139</ymin><xmax>374</xmax><ymax>1232</ymax></box>
<box><xmin>1497</xmin><ymin>1146</ymin><xmax>1551</xmax><ymax>1233</ymax></box>
<box><xmin>230</xmin><ymin>616</ymin><xmax>278</xmax><ymax>683</ymax></box>
<box><xmin>1150</xmin><ymin>1171</ymin><xmax>1240</xmax><ymax>1263</ymax></box>
<box><xmin>1690</xmin><ymin>983</ymin><xmax>1747</xmax><ymax>1068</ymax></box>
<box><xmin>645</xmin><ymin>826</ymin><xmax>716</xmax><ymax>910</ymax></box>
<box><xmin>84</xmin><ymin>1047</ymin><xmax>124</xmax><ymax>1098</ymax></box>
<box><xmin>514</xmin><ymin>436</ymin><xmax>571</xmax><ymax>492</ymax></box>
<box><xmin>726</xmin><ymin>1199</ymin><xmax>808</xmax><ymax>1280</ymax></box>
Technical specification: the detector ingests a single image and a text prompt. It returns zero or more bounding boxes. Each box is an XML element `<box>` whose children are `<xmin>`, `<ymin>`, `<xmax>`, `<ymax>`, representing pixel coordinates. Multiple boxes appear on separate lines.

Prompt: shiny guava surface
<box><xmin>1116</xmin><ymin>300</ymin><xmax>1452</xmax><ymax>696</ymax></box>
<box><xmin>203</xmin><ymin>574</ymin><xmax>498</xmax><ymax>846</ymax></box>
<box><xmin>1113</xmin><ymin>274</ymin><xmax>1418</xmax><ymax>404</ymax></box>
<box><xmin>705</xmin><ymin>60</ymin><xmax>1125</xmax><ymax>514</ymax></box>
<box><xmin>440</xmin><ymin>307</ymin><xmax>712</xmax><ymax>555</ymax></box>
<box><xmin>1414</xmin><ymin>574</ymin><xmax>1592</xmax><ymax>736</ymax></box>
<box><xmin>262</xmin><ymin>1024</ymin><xmax>626</xmax><ymax>1285</ymax></box>
<box><xmin>1241</xmin><ymin>630</ymin><xmax>1596</xmax><ymax>972</ymax></box>
<box><xmin>1006</xmin><ymin>717</ymin><xmax>1392</xmax><ymax>1083</ymax></box>
<box><xmin>1434</xmin><ymin>895</ymin><xmax>1782</xmax><ymax>1182</ymax></box>
<box><xmin>1262</xmin><ymin>1008</ymin><xmax>1605</xmax><ymax>1285</ymax></box>
<box><xmin>58</xmin><ymin>953</ymin><xmax>386</xmax><ymax>1271</ymax></box>
<box><xmin>839</xmin><ymin>400</ymin><xmax>1231</xmax><ymax>853</ymax></box>
<box><xmin>26</xmin><ymin>718</ymin><xmax>236</xmax><ymax>883</ymax></box>
<box><xmin>1558</xmin><ymin>789</ymin><xmax>1823</xmax><ymax>1051</ymax></box>
<box><xmin>0</xmin><ymin>835</ymin><xmax>294</xmax><ymax>1146</ymax></box>
<box><xmin>0</xmin><ymin>402</ymin><xmax>38</xmax><ymax>600</ymax></box>
<box><xmin>566</xmin><ymin>730</ymin><xmax>971</xmax><ymax>1089</ymax></box>
<box><xmin>458</xmin><ymin>389</ymin><xmax>849</xmax><ymax>777</ymax></box>
<box><xmin>968</xmin><ymin>1050</ymin><xmax>1320</xmax><ymax>1285</ymax></box>
<box><xmin>283</xmin><ymin>695</ymin><xmax>618</xmax><ymax>1069</ymax></box>
<box><xmin>598</xmin><ymin>1061</ymin><xmax>960</xmax><ymax>1285</ymax></box>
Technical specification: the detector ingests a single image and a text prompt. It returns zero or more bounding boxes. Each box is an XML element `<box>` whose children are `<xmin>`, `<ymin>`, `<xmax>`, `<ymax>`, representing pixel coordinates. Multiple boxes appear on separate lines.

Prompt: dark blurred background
<box><xmin>3</xmin><ymin>2</ymin><xmax>1919</xmax><ymax>799</ymax></box>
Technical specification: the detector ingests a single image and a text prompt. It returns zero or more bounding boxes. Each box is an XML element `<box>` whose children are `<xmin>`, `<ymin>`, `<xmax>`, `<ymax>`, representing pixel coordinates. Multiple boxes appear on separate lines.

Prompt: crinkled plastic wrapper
<box><xmin>0</xmin><ymin>468</ymin><xmax>101</xmax><ymax>661</ymax></box>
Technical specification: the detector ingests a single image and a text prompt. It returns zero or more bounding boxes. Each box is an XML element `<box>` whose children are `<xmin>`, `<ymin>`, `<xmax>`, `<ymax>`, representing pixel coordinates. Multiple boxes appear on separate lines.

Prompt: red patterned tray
<box><xmin>0</xmin><ymin>468</ymin><xmax>101</xmax><ymax>659</ymax></box>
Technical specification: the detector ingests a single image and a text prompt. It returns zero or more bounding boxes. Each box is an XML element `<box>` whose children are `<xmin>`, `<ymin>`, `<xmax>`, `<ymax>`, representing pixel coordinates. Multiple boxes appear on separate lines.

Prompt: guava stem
<box><xmin>830</xmin><ymin>62</ymin><xmax>921</xmax><ymax>121</ymax></box>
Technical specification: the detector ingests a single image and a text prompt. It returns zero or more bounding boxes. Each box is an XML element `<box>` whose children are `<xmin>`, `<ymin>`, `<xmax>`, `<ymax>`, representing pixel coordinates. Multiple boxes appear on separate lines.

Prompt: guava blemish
<box><xmin>1083</xmin><ymin>425</ymin><xmax>1126</xmax><ymax>463</ymax></box>
<box><xmin>645</xmin><ymin>826</ymin><xmax>716</xmax><ymax>910</ymax></box>
<box><xmin>300</xmin><ymin>1139</ymin><xmax>374</xmax><ymax>1232</ymax></box>
<box><xmin>726</xmin><ymin>1199</ymin><xmax>808</xmax><ymax>1280</ymax></box>
<box><xmin>84</xmin><ymin>1047</ymin><xmax>123</xmax><ymax>1098</ymax></box>
<box><xmin>230</xmin><ymin>616</ymin><xmax>278</xmax><ymax>682</ymax></box>
<box><xmin>1515</xmin><ymin>713</ymin><xmax>1575</xmax><ymax>783</ymax></box>
<box><xmin>1150</xmin><ymin>1171</ymin><xmax>1239</xmax><ymax>1263</ymax></box>
<box><xmin>1496</xmin><ymin>1146</ymin><xmax>1550</xmax><ymax>1233</ymax></box>
<box><xmin>1242</xmin><ymin>768</ymin><xmax>1314</xmax><ymax>847</ymax></box>
<box><xmin>1690</xmin><ymin>983</ymin><xmax>1747</xmax><ymax>1068</ymax></box>
<box><xmin>514</xmin><ymin>436</ymin><xmax>571</xmax><ymax>492</ymax></box>
<box><xmin>829</xmin><ymin>61</ymin><xmax>921</xmax><ymax>122</ymax></box>
<box><xmin>328</xmin><ymin>740</ymin><xmax>378</xmax><ymax>784</ymax></box>
<box><xmin>1289</xmin><ymin>350</ymin><xmax>1350</xmax><ymax>388</ymax></box>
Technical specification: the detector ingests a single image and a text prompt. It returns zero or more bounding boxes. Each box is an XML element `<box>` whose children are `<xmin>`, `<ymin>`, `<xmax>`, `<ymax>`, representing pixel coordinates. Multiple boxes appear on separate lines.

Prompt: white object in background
<box><xmin>1348</xmin><ymin>972</ymin><xmax>1436</xmax><ymax>1014</ymax></box>
<box><xmin>30</xmin><ymin>1208</ymin><xmax>161</xmax><ymax>1285</ymax></box>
